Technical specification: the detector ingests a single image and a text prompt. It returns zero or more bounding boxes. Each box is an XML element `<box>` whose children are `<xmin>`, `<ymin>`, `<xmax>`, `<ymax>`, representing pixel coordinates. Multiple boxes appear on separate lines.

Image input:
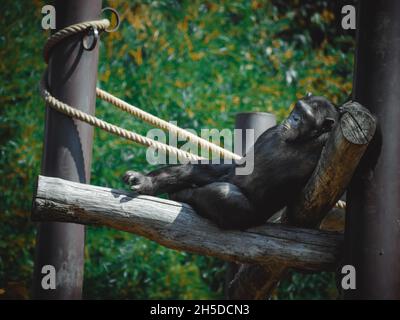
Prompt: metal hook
<box><xmin>102</xmin><ymin>7</ymin><xmax>121</xmax><ymax>33</ymax></box>
<box><xmin>82</xmin><ymin>26</ymin><xmax>99</xmax><ymax>51</ymax></box>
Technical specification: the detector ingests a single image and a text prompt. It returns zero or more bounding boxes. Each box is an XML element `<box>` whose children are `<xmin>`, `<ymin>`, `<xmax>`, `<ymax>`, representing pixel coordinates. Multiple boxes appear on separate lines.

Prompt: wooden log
<box><xmin>229</xmin><ymin>263</ymin><xmax>288</xmax><ymax>300</ymax></box>
<box><xmin>268</xmin><ymin>207</ymin><xmax>346</xmax><ymax>232</ymax></box>
<box><xmin>228</xmin><ymin>101</ymin><xmax>376</xmax><ymax>299</ymax></box>
<box><xmin>227</xmin><ymin>206</ymin><xmax>345</xmax><ymax>299</ymax></box>
<box><xmin>32</xmin><ymin>175</ymin><xmax>342</xmax><ymax>271</ymax></box>
<box><xmin>320</xmin><ymin>207</ymin><xmax>345</xmax><ymax>232</ymax></box>
<box><xmin>227</xmin><ymin>207</ymin><xmax>345</xmax><ymax>300</ymax></box>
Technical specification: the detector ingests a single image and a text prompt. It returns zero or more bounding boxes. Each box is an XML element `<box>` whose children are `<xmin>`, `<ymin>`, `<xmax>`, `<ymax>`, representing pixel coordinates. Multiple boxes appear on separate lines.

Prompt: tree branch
<box><xmin>32</xmin><ymin>175</ymin><xmax>341</xmax><ymax>271</ymax></box>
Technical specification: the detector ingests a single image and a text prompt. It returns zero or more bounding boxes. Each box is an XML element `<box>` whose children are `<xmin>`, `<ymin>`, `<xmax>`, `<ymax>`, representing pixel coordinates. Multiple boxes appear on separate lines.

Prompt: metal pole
<box><xmin>234</xmin><ymin>112</ymin><xmax>277</xmax><ymax>156</ymax></box>
<box><xmin>344</xmin><ymin>0</ymin><xmax>400</xmax><ymax>299</ymax></box>
<box><xmin>225</xmin><ymin>112</ymin><xmax>276</xmax><ymax>297</ymax></box>
<box><xmin>32</xmin><ymin>0</ymin><xmax>101</xmax><ymax>299</ymax></box>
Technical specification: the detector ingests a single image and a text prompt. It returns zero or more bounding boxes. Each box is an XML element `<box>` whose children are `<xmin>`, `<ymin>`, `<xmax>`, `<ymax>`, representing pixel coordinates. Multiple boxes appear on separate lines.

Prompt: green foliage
<box><xmin>275</xmin><ymin>271</ymin><xmax>338</xmax><ymax>300</ymax></box>
<box><xmin>0</xmin><ymin>0</ymin><xmax>353</xmax><ymax>299</ymax></box>
<box><xmin>0</xmin><ymin>0</ymin><xmax>46</xmax><ymax>300</ymax></box>
<box><xmin>83</xmin><ymin>228</ymin><xmax>225</xmax><ymax>299</ymax></box>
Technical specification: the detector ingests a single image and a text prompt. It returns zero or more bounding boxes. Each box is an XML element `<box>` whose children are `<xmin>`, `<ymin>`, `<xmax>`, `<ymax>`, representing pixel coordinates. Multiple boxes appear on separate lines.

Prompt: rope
<box><xmin>43</xmin><ymin>19</ymin><xmax>110</xmax><ymax>63</ymax></box>
<box><xmin>96</xmin><ymin>88</ymin><xmax>241</xmax><ymax>160</ymax></box>
<box><xmin>40</xmin><ymin>18</ymin><xmax>346</xmax><ymax>210</ymax></box>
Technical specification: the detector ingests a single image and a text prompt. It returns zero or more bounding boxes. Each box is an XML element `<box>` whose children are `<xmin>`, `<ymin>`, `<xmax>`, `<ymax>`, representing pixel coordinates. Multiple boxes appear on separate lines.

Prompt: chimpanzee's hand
<box><xmin>123</xmin><ymin>170</ymin><xmax>154</xmax><ymax>195</ymax></box>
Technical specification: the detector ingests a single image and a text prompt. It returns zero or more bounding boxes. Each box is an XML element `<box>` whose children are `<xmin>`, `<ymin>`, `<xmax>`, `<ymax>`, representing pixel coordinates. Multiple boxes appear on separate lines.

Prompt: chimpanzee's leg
<box><xmin>123</xmin><ymin>162</ymin><xmax>233</xmax><ymax>195</ymax></box>
<box><xmin>170</xmin><ymin>182</ymin><xmax>263</xmax><ymax>230</ymax></box>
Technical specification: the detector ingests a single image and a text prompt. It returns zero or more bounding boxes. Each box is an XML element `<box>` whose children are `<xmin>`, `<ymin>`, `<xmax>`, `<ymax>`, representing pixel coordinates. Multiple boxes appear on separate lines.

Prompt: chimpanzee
<box><xmin>123</xmin><ymin>94</ymin><xmax>340</xmax><ymax>230</ymax></box>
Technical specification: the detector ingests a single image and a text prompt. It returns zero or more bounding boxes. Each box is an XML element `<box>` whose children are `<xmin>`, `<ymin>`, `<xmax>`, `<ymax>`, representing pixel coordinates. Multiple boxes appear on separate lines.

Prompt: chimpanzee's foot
<box><xmin>123</xmin><ymin>170</ymin><xmax>154</xmax><ymax>195</ymax></box>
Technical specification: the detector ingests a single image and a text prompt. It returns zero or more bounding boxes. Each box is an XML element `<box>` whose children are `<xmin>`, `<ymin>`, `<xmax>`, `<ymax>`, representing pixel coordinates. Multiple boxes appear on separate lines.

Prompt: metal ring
<box><xmin>102</xmin><ymin>7</ymin><xmax>120</xmax><ymax>32</ymax></box>
<box><xmin>82</xmin><ymin>27</ymin><xmax>99</xmax><ymax>51</ymax></box>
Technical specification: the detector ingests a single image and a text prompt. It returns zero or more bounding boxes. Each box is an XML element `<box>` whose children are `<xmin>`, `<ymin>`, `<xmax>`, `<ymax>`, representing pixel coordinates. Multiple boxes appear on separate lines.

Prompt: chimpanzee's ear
<box><xmin>321</xmin><ymin>117</ymin><xmax>336</xmax><ymax>132</ymax></box>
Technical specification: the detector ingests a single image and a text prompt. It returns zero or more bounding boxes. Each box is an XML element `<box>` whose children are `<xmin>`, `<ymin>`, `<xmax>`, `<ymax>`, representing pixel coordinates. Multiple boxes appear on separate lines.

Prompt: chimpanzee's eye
<box><xmin>292</xmin><ymin>114</ymin><xmax>300</xmax><ymax>122</ymax></box>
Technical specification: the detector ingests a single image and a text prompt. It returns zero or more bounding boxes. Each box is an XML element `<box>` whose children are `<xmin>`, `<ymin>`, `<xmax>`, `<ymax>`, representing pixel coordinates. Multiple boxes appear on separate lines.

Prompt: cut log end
<box><xmin>341</xmin><ymin>109</ymin><xmax>376</xmax><ymax>145</ymax></box>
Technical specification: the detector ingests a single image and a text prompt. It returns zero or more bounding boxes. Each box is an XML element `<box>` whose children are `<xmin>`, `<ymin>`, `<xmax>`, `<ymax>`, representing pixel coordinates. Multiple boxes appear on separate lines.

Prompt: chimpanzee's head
<box><xmin>282</xmin><ymin>93</ymin><xmax>339</xmax><ymax>142</ymax></box>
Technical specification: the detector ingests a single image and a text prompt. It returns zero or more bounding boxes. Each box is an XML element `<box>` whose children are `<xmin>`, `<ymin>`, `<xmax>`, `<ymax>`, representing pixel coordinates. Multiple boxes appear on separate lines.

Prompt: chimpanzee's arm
<box><xmin>123</xmin><ymin>162</ymin><xmax>233</xmax><ymax>195</ymax></box>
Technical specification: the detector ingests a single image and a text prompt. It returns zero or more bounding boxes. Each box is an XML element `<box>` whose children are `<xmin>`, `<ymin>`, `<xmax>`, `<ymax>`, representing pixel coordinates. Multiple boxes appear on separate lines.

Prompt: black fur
<box><xmin>123</xmin><ymin>95</ymin><xmax>339</xmax><ymax>230</ymax></box>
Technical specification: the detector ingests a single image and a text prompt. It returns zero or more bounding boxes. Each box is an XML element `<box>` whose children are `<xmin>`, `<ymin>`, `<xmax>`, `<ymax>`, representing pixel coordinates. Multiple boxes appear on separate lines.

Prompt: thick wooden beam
<box><xmin>32</xmin><ymin>0</ymin><xmax>101</xmax><ymax>299</ymax></box>
<box><xmin>32</xmin><ymin>175</ymin><xmax>342</xmax><ymax>271</ymax></box>
<box><xmin>345</xmin><ymin>0</ymin><xmax>400</xmax><ymax>299</ymax></box>
<box><xmin>228</xmin><ymin>207</ymin><xmax>345</xmax><ymax>300</ymax></box>
<box><xmin>228</xmin><ymin>102</ymin><xmax>376</xmax><ymax>299</ymax></box>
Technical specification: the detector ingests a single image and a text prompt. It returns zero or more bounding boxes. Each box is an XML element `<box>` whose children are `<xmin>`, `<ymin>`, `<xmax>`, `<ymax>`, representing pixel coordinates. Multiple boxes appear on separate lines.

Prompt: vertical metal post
<box><xmin>344</xmin><ymin>0</ymin><xmax>400</xmax><ymax>299</ymax></box>
<box><xmin>225</xmin><ymin>112</ymin><xmax>276</xmax><ymax>297</ymax></box>
<box><xmin>32</xmin><ymin>0</ymin><xmax>102</xmax><ymax>299</ymax></box>
<box><xmin>234</xmin><ymin>112</ymin><xmax>277</xmax><ymax>156</ymax></box>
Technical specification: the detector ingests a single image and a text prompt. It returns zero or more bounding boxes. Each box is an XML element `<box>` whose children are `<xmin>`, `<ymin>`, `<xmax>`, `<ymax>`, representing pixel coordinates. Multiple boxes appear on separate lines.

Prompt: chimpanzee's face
<box><xmin>283</xmin><ymin>95</ymin><xmax>338</xmax><ymax>142</ymax></box>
